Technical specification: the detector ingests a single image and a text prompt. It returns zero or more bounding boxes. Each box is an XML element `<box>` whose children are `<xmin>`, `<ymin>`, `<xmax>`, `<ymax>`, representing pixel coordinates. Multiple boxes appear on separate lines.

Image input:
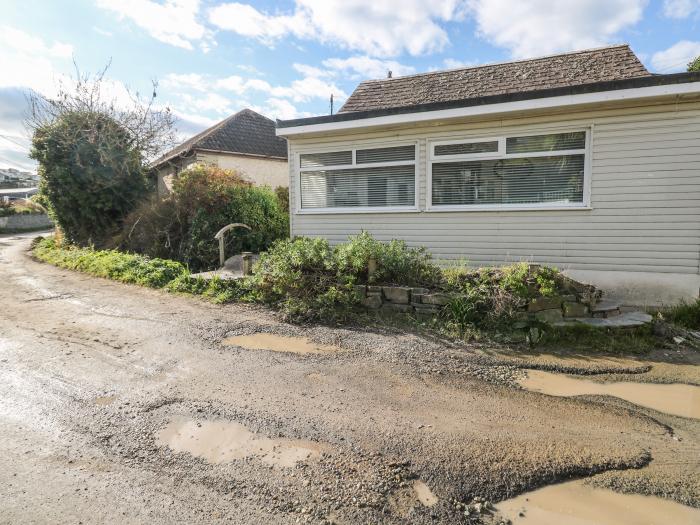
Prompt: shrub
<box><xmin>33</xmin><ymin>237</ymin><xmax>187</xmax><ymax>288</ymax></box>
<box><xmin>666</xmin><ymin>299</ymin><xmax>700</xmax><ymax>329</ymax></box>
<box><xmin>333</xmin><ymin>231</ymin><xmax>443</xmax><ymax>287</ymax></box>
<box><xmin>274</xmin><ymin>186</ymin><xmax>289</xmax><ymax>213</ymax></box>
<box><xmin>120</xmin><ymin>165</ymin><xmax>289</xmax><ymax>271</ymax></box>
<box><xmin>0</xmin><ymin>200</ymin><xmax>15</xmax><ymax>217</ymax></box>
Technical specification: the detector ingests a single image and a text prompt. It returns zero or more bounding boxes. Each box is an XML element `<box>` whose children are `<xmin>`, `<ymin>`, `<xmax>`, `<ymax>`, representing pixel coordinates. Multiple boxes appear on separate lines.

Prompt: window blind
<box><xmin>301</xmin><ymin>165</ymin><xmax>415</xmax><ymax>209</ymax></box>
<box><xmin>356</xmin><ymin>145</ymin><xmax>415</xmax><ymax>164</ymax></box>
<box><xmin>506</xmin><ymin>132</ymin><xmax>586</xmax><ymax>154</ymax></box>
<box><xmin>434</xmin><ymin>141</ymin><xmax>499</xmax><ymax>156</ymax></box>
<box><xmin>300</xmin><ymin>150</ymin><xmax>352</xmax><ymax>168</ymax></box>
<box><xmin>432</xmin><ymin>155</ymin><xmax>584</xmax><ymax>206</ymax></box>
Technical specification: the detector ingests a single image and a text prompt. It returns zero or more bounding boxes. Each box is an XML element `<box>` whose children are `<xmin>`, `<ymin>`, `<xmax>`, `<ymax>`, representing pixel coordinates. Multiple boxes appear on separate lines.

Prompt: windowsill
<box><xmin>426</xmin><ymin>204</ymin><xmax>592</xmax><ymax>213</ymax></box>
<box><xmin>296</xmin><ymin>206</ymin><xmax>420</xmax><ymax>215</ymax></box>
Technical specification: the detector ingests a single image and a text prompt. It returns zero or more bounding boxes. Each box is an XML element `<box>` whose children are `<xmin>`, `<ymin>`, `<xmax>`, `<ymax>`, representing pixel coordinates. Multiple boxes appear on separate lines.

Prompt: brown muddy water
<box><xmin>157</xmin><ymin>419</ymin><xmax>328</xmax><ymax>467</ymax></box>
<box><xmin>518</xmin><ymin>369</ymin><xmax>700</xmax><ymax>419</ymax></box>
<box><xmin>412</xmin><ymin>481</ymin><xmax>438</xmax><ymax>507</ymax></box>
<box><xmin>496</xmin><ymin>479</ymin><xmax>700</xmax><ymax>525</ymax></box>
<box><xmin>222</xmin><ymin>333</ymin><xmax>342</xmax><ymax>354</ymax></box>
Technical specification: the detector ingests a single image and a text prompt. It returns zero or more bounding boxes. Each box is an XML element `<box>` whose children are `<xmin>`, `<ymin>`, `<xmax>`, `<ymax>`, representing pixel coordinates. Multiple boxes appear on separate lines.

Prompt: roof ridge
<box><xmin>360</xmin><ymin>43</ymin><xmax>635</xmax><ymax>84</ymax></box>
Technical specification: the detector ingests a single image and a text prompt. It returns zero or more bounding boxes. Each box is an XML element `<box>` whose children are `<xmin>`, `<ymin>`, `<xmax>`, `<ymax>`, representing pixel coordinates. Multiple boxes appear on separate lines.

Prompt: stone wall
<box><xmin>354</xmin><ymin>275</ymin><xmax>613</xmax><ymax>324</ymax></box>
<box><xmin>0</xmin><ymin>213</ymin><xmax>53</xmax><ymax>232</ymax></box>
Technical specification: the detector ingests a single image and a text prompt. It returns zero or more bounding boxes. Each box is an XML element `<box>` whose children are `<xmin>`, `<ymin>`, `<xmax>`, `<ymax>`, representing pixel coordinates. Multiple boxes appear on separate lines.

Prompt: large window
<box><xmin>429</xmin><ymin>130</ymin><xmax>588</xmax><ymax>210</ymax></box>
<box><xmin>298</xmin><ymin>144</ymin><xmax>416</xmax><ymax>212</ymax></box>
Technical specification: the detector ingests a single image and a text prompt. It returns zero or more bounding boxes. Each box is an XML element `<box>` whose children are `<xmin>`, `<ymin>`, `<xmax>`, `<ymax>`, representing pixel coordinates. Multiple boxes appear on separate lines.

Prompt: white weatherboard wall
<box><xmin>286</xmin><ymin>98</ymin><xmax>700</xmax><ymax>306</ymax></box>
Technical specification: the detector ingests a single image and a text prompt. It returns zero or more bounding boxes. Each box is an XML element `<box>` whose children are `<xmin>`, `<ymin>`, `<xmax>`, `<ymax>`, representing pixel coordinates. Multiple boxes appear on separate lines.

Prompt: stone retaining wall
<box><xmin>0</xmin><ymin>213</ymin><xmax>53</xmax><ymax>232</ymax></box>
<box><xmin>355</xmin><ymin>274</ymin><xmax>608</xmax><ymax>323</ymax></box>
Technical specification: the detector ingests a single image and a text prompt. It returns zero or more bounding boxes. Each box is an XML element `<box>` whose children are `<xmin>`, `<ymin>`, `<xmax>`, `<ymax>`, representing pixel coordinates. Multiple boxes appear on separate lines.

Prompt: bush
<box><xmin>274</xmin><ymin>186</ymin><xmax>289</xmax><ymax>213</ymax></box>
<box><xmin>666</xmin><ymin>299</ymin><xmax>700</xmax><ymax>329</ymax></box>
<box><xmin>0</xmin><ymin>200</ymin><xmax>15</xmax><ymax>217</ymax></box>
<box><xmin>120</xmin><ymin>165</ymin><xmax>289</xmax><ymax>271</ymax></box>
<box><xmin>334</xmin><ymin>231</ymin><xmax>443</xmax><ymax>287</ymax></box>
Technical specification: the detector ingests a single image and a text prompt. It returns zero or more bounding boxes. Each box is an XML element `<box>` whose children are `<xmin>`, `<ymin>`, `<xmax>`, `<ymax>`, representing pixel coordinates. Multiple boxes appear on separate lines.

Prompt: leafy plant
<box><xmin>689</xmin><ymin>55</ymin><xmax>700</xmax><ymax>72</ymax></box>
<box><xmin>120</xmin><ymin>164</ymin><xmax>289</xmax><ymax>271</ymax></box>
<box><xmin>666</xmin><ymin>299</ymin><xmax>700</xmax><ymax>329</ymax></box>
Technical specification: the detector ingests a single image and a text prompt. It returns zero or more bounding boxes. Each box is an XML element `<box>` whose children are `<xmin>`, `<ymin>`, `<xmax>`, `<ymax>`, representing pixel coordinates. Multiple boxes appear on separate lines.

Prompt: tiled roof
<box><xmin>153</xmin><ymin>109</ymin><xmax>287</xmax><ymax>167</ymax></box>
<box><xmin>339</xmin><ymin>45</ymin><xmax>651</xmax><ymax>113</ymax></box>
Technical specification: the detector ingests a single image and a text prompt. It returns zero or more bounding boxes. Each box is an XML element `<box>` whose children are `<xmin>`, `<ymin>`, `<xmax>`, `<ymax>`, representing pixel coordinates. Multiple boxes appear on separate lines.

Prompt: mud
<box><xmin>222</xmin><ymin>333</ymin><xmax>342</xmax><ymax>354</ymax></box>
<box><xmin>495</xmin><ymin>479</ymin><xmax>700</xmax><ymax>524</ymax></box>
<box><xmin>519</xmin><ymin>369</ymin><xmax>700</xmax><ymax>419</ymax></box>
<box><xmin>2</xmin><ymin>231</ymin><xmax>700</xmax><ymax>524</ymax></box>
<box><xmin>157</xmin><ymin>418</ymin><xmax>328</xmax><ymax>467</ymax></box>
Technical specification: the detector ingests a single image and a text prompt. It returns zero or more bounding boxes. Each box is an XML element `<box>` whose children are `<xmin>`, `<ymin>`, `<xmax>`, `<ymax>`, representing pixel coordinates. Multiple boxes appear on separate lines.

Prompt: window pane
<box><xmin>432</xmin><ymin>155</ymin><xmax>584</xmax><ymax>206</ymax></box>
<box><xmin>300</xmin><ymin>150</ymin><xmax>352</xmax><ymax>168</ymax></box>
<box><xmin>356</xmin><ymin>145</ymin><xmax>415</xmax><ymax>164</ymax></box>
<box><xmin>506</xmin><ymin>132</ymin><xmax>586</xmax><ymax>154</ymax></box>
<box><xmin>301</xmin><ymin>165</ymin><xmax>415</xmax><ymax>209</ymax></box>
<box><xmin>434</xmin><ymin>141</ymin><xmax>499</xmax><ymax>156</ymax></box>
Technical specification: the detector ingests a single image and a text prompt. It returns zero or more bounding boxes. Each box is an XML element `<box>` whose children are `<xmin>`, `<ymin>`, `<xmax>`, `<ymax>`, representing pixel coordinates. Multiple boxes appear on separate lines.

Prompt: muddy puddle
<box><xmin>93</xmin><ymin>395</ymin><xmax>116</xmax><ymax>406</ymax></box>
<box><xmin>222</xmin><ymin>333</ymin><xmax>342</xmax><ymax>354</ymax></box>
<box><xmin>412</xmin><ymin>481</ymin><xmax>438</xmax><ymax>507</ymax></box>
<box><xmin>496</xmin><ymin>479</ymin><xmax>700</xmax><ymax>525</ymax></box>
<box><xmin>157</xmin><ymin>419</ymin><xmax>328</xmax><ymax>467</ymax></box>
<box><xmin>519</xmin><ymin>369</ymin><xmax>700</xmax><ymax>419</ymax></box>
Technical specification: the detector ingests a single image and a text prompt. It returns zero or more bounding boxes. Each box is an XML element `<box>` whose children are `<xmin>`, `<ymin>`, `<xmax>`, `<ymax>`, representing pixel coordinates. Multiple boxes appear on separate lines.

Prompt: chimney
<box><xmin>387</xmin><ymin>70</ymin><xmax>393</xmax><ymax>79</ymax></box>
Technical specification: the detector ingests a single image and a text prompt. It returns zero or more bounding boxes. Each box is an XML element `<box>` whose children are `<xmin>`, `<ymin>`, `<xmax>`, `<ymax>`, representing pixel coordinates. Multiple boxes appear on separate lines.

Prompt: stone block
<box><xmin>411</xmin><ymin>287</ymin><xmax>429</xmax><ymax>295</ymax></box>
<box><xmin>411</xmin><ymin>294</ymin><xmax>424</xmax><ymax>305</ymax></box>
<box><xmin>382</xmin><ymin>286</ymin><xmax>411</xmax><ymax>304</ymax></box>
<box><xmin>380</xmin><ymin>303</ymin><xmax>413</xmax><ymax>314</ymax></box>
<box><xmin>528</xmin><ymin>296</ymin><xmax>564</xmax><ymax>312</ymax></box>
<box><xmin>361</xmin><ymin>294</ymin><xmax>382</xmax><ymax>309</ymax></box>
<box><xmin>367</xmin><ymin>285</ymin><xmax>382</xmax><ymax>293</ymax></box>
<box><xmin>413</xmin><ymin>304</ymin><xmax>441</xmax><ymax>315</ymax></box>
<box><xmin>563</xmin><ymin>301</ymin><xmax>588</xmax><ymax>318</ymax></box>
<box><xmin>421</xmin><ymin>293</ymin><xmax>452</xmax><ymax>306</ymax></box>
<box><xmin>534</xmin><ymin>308</ymin><xmax>563</xmax><ymax>324</ymax></box>
<box><xmin>353</xmin><ymin>285</ymin><xmax>367</xmax><ymax>297</ymax></box>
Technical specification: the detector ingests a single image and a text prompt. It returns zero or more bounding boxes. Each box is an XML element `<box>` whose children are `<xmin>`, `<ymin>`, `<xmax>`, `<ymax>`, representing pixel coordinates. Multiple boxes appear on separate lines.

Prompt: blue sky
<box><xmin>1</xmin><ymin>0</ymin><xmax>699</xmax><ymax>171</ymax></box>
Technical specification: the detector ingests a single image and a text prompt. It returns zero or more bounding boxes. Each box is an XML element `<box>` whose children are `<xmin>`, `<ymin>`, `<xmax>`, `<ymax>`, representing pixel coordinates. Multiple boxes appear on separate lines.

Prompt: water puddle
<box><xmin>496</xmin><ymin>479</ymin><xmax>700</xmax><ymax>525</ymax></box>
<box><xmin>157</xmin><ymin>419</ymin><xmax>328</xmax><ymax>467</ymax></box>
<box><xmin>519</xmin><ymin>369</ymin><xmax>700</xmax><ymax>419</ymax></box>
<box><xmin>413</xmin><ymin>481</ymin><xmax>438</xmax><ymax>507</ymax></box>
<box><xmin>222</xmin><ymin>333</ymin><xmax>341</xmax><ymax>354</ymax></box>
<box><xmin>94</xmin><ymin>395</ymin><xmax>116</xmax><ymax>406</ymax></box>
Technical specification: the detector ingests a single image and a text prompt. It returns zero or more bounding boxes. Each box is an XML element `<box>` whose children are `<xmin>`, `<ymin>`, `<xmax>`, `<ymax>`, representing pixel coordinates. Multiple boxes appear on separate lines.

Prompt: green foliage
<box><xmin>120</xmin><ymin>165</ymin><xmax>289</xmax><ymax>271</ymax></box>
<box><xmin>274</xmin><ymin>185</ymin><xmax>289</xmax><ymax>213</ymax></box>
<box><xmin>250</xmin><ymin>237</ymin><xmax>358</xmax><ymax>321</ymax></box>
<box><xmin>333</xmin><ymin>231</ymin><xmax>443</xmax><ymax>287</ymax></box>
<box><xmin>166</xmin><ymin>274</ymin><xmax>246</xmax><ymax>304</ymax></box>
<box><xmin>666</xmin><ymin>299</ymin><xmax>700</xmax><ymax>329</ymax></box>
<box><xmin>0</xmin><ymin>200</ymin><xmax>15</xmax><ymax>217</ymax></box>
<box><xmin>537</xmin><ymin>323</ymin><xmax>658</xmax><ymax>354</ymax></box>
<box><xmin>30</xmin><ymin>111</ymin><xmax>149</xmax><ymax>246</ymax></box>
<box><xmin>33</xmin><ymin>237</ymin><xmax>186</xmax><ymax>288</ymax></box>
<box><xmin>689</xmin><ymin>56</ymin><xmax>700</xmax><ymax>72</ymax></box>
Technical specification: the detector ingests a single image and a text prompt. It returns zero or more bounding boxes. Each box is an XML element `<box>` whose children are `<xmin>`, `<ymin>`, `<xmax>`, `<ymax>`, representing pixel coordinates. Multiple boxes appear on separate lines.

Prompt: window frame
<box><xmin>295</xmin><ymin>141</ymin><xmax>420</xmax><ymax>214</ymax></box>
<box><xmin>427</xmin><ymin>127</ymin><xmax>592</xmax><ymax>212</ymax></box>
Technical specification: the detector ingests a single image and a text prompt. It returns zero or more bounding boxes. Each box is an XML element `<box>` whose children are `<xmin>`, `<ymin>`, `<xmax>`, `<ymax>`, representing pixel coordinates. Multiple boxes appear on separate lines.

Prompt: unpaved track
<box><xmin>1</xmin><ymin>232</ymin><xmax>698</xmax><ymax>524</ymax></box>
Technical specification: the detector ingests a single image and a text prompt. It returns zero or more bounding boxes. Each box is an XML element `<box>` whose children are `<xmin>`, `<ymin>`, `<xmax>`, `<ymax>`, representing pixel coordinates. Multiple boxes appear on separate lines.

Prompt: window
<box><xmin>298</xmin><ymin>144</ymin><xmax>416</xmax><ymax>212</ymax></box>
<box><xmin>429</xmin><ymin>131</ymin><xmax>588</xmax><ymax>210</ymax></box>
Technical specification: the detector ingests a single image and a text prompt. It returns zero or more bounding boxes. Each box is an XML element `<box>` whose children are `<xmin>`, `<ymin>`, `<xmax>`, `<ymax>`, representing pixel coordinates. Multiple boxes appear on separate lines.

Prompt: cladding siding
<box><xmin>287</xmin><ymin>100</ymin><xmax>700</xmax><ymax>274</ymax></box>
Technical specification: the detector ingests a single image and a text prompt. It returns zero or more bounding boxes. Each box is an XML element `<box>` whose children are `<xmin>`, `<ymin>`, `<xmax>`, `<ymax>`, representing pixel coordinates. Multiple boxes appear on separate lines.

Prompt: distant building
<box><xmin>151</xmin><ymin>108</ymin><xmax>288</xmax><ymax>196</ymax></box>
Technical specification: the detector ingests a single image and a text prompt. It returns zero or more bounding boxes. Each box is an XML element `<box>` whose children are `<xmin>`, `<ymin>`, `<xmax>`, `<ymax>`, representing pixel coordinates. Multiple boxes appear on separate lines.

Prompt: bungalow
<box><xmin>276</xmin><ymin>45</ymin><xmax>700</xmax><ymax>306</ymax></box>
<box><xmin>152</xmin><ymin>108</ymin><xmax>288</xmax><ymax>196</ymax></box>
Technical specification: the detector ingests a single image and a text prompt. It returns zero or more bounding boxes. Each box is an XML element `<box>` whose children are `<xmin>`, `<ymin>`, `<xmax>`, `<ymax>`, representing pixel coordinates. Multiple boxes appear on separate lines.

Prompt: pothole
<box><xmin>94</xmin><ymin>395</ymin><xmax>116</xmax><ymax>406</ymax></box>
<box><xmin>519</xmin><ymin>369</ymin><xmax>700</xmax><ymax>419</ymax></box>
<box><xmin>413</xmin><ymin>480</ymin><xmax>438</xmax><ymax>507</ymax></box>
<box><xmin>222</xmin><ymin>333</ymin><xmax>342</xmax><ymax>354</ymax></box>
<box><xmin>496</xmin><ymin>479</ymin><xmax>700</xmax><ymax>524</ymax></box>
<box><xmin>157</xmin><ymin>418</ymin><xmax>330</xmax><ymax>467</ymax></box>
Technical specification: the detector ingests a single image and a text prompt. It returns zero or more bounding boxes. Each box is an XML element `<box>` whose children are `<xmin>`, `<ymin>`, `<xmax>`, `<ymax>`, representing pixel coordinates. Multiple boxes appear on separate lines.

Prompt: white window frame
<box><xmin>296</xmin><ymin>141</ymin><xmax>419</xmax><ymax>214</ymax></box>
<box><xmin>427</xmin><ymin>127</ymin><xmax>592</xmax><ymax>212</ymax></box>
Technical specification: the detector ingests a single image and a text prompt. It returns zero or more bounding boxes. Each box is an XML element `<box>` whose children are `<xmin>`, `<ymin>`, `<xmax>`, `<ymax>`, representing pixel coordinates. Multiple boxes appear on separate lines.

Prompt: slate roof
<box><xmin>153</xmin><ymin>109</ymin><xmax>287</xmax><ymax>167</ymax></box>
<box><xmin>339</xmin><ymin>45</ymin><xmax>651</xmax><ymax>114</ymax></box>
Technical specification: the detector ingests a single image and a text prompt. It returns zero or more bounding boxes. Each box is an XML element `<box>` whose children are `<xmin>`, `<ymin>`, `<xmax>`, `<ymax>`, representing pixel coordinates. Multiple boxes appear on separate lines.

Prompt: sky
<box><xmin>1</xmin><ymin>0</ymin><xmax>699</xmax><ymax>172</ymax></box>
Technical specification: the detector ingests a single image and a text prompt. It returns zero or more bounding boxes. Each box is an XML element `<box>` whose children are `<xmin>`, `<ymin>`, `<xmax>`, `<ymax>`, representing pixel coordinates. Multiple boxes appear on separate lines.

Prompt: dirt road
<box><xmin>1</xmin><ymin>232</ymin><xmax>698</xmax><ymax>524</ymax></box>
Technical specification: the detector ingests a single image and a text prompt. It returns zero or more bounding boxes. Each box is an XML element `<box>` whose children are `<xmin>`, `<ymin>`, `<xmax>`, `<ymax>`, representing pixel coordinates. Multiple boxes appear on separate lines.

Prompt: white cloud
<box><xmin>260</xmin><ymin>98</ymin><xmax>312</xmax><ymax>120</ymax></box>
<box><xmin>467</xmin><ymin>0</ymin><xmax>647</xmax><ymax>58</ymax></box>
<box><xmin>651</xmin><ymin>40</ymin><xmax>700</xmax><ymax>72</ymax></box>
<box><xmin>443</xmin><ymin>58</ymin><xmax>478</xmax><ymax>69</ymax></box>
<box><xmin>663</xmin><ymin>0</ymin><xmax>700</xmax><ymax>18</ymax></box>
<box><xmin>96</xmin><ymin>0</ymin><xmax>213</xmax><ymax>51</ymax></box>
<box><xmin>322</xmin><ymin>56</ymin><xmax>415</xmax><ymax>80</ymax></box>
<box><xmin>208</xmin><ymin>0</ymin><xmax>468</xmax><ymax>57</ymax></box>
<box><xmin>162</xmin><ymin>73</ymin><xmax>209</xmax><ymax>92</ymax></box>
<box><xmin>0</xmin><ymin>26</ymin><xmax>74</xmax><ymax>94</ymax></box>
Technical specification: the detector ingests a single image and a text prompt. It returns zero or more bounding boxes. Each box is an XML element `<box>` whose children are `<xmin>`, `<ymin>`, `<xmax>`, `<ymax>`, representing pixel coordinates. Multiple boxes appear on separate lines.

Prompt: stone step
<box><xmin>590</xmin><ymin>301</ymin><xmax>622</xmax><ymax>318</ymax></box>
<box><xmin>555</xmin><ymin>311</ymin><xmax>652</xmax><ymax>329</ymax></box>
